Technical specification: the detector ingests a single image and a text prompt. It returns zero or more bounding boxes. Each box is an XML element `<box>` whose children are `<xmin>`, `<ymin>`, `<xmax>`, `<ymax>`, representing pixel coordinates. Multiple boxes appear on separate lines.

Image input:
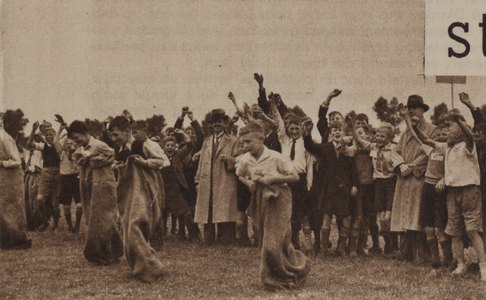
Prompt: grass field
<box><xmin>1</xmin><ymin>221</ymin><xmax>485</xmax><ymax>300</ymax></box>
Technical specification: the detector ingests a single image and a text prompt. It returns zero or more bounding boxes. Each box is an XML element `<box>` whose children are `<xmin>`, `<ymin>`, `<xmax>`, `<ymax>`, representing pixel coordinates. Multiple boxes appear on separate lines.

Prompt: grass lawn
<box><xmin>1</xmin><ymin>221</ymin><xmax>485</xmax><ymax>300</ymax></box>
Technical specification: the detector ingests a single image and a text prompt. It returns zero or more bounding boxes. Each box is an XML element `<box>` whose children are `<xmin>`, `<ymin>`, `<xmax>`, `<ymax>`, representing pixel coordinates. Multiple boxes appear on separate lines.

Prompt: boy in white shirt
<box><xmin>415</xmin><ymin>109</ymin><xmax>486</xmax><ymax>280</ymax></box>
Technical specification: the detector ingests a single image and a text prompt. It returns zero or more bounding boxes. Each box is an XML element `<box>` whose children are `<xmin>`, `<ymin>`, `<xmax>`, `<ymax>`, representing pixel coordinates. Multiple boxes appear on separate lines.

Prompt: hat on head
<box><xmin>407</xmin><ymin>95</ymin><xmax>429</xmax><ymax>112</ymax></box>
<box><xmin>207</xmin><ymin>108</ymin><xmax>229</xmax><ymax>123</ymax></box>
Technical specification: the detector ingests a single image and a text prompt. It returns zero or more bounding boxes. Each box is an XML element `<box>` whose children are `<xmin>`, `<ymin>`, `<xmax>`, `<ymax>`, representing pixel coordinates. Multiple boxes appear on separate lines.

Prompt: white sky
<box><xmin>2</xmin><ymin>0</ymin><xmax>484</xmax><ymax>137</ymax></box>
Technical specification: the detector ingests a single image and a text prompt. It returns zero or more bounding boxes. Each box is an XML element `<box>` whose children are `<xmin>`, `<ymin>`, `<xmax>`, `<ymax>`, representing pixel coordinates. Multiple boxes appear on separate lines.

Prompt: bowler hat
<box><xmin>207</xmin><ymin>108</ymin><xmax>229</xmax><ymax>123</ymax></box>
<box><xmin>407</xmin><ymin>95</ymin><xmax>429</xmax><ymax>112</ymax></box>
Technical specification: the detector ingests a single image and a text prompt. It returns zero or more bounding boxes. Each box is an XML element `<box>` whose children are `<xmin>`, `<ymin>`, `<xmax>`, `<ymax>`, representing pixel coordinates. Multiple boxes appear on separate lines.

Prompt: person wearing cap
<box><xmin>0</xmin><ymin>112</ymin><xmax>32</xmax><ymax>249</ymax></box>
<box><xmin>391</xmin><ymin>95</ymin><xmax>436</xmax><ymax>262</ymax></box>
<box><xmin>194</xmin><ymin>108</ymin><xmax>239</xmax><ymax>245</ymax></box>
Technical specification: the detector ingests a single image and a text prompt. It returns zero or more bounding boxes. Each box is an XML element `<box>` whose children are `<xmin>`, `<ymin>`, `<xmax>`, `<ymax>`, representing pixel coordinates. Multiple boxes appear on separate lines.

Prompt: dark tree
<box><xmin>146</xmin><ymin>114</ymin><xmax>166</xmax><ymax>138</ymax></box>
<box><xmin>373</xmin><ymin>96</ymin><xmax>403</xmax><ymax>137</ymax></box>
<box><xmin>2</xmin><ymin>109</ymin><xmax>29</xmax><ymax>139</ymax></box>
<box><xmin>84</xmin><ymin>118</ymin><xmax>104</xmax><ymax>139</ymax></box>
<box><xmin>430</xmin><ymin>103</ymin><xmax>450</xmax><ymax>126</ymax></box>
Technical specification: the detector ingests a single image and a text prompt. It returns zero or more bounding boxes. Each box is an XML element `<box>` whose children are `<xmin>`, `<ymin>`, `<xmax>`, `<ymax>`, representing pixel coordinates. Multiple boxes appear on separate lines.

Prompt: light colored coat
<box><xmin>391</xmin><ymin>118</ymin><xmax>436</xmax><ymax>232</ymax></box>
<box><xmin>194</xmin><ymin>133</ymin><xmax>238</xmax><ymax>224</ymax></box>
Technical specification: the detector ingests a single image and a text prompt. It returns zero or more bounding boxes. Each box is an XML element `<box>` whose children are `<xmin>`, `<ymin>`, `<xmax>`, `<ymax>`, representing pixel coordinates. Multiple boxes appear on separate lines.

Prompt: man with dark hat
<box><xmin>194</xmin><ymin>108</ymin><xmax>239</xmax><ymax>245</ymax></box>
<box><xmin>391</xmin><ymin>95</ymin><xmax>436</xmax><ymax>262</ymax></box>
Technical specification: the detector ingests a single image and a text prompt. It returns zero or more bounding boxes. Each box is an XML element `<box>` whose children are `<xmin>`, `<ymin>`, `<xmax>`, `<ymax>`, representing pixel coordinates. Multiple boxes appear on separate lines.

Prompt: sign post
<box><xmin>435</xmin><ymin>76</ymin><xmax>467</xmax><ymax>109</ymax></box>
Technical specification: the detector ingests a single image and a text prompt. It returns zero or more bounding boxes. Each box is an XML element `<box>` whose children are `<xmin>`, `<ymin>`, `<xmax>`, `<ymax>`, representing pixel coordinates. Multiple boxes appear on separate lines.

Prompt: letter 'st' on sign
<box><xmin>425</xmin><ymin>2</ymin><xmax>486</xmax><ymax>76</ymax></box>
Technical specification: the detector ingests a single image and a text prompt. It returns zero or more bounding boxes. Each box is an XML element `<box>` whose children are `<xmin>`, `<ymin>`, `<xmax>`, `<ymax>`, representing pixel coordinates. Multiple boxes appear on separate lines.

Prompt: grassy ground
<box><xmin>1</xmin><ymin>221</ymin><xmax>485</xmax><ymax>300</ymax></box>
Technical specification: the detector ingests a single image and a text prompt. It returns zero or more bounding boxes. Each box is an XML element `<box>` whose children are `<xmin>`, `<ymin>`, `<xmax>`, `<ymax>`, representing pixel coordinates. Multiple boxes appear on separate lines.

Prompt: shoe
<box><xmin>452</xmin><ymin>263</ymin><xmax>468</xmax><ymax>276</ymax></box>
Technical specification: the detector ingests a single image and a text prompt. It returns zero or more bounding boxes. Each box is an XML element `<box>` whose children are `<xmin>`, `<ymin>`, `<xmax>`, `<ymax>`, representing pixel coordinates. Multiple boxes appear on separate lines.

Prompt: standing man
<box><xmin>391</xmin><ymin>95</ymin><xmax>436</xmax><ymax>261</ymax></box>
<box><xmin>194</xmin><ymin>109</ymin><xmax>239</xmax><ymax>245</ymax></box>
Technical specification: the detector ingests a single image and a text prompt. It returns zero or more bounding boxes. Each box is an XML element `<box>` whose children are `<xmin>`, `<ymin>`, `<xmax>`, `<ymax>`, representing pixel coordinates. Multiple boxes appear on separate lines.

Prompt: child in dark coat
<box><xmin>304</xmin><ymin>121</ymin><xmax>359</xmax><ymax>257</ymax></box>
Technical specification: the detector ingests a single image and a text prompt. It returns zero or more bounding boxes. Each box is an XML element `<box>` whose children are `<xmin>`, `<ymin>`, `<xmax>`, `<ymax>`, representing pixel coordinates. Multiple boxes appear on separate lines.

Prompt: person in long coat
<box><xmin>194</xmin><ymin>109</ymin><xmax>238</xmax><ymax>245</ymax></box>
<box><xmin>391</xmin><ymin>95</ymin><xmax>436</xmax><ymax>261</ymax></box>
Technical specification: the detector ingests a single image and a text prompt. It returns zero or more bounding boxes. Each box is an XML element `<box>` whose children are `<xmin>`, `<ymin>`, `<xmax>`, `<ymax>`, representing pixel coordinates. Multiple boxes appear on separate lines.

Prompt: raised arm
<box><xmin>228</xmin><ymin>92</ymin><xmax>245</xmax><ymax>118</ymax></box>
<box><xmin>187</xmin><ymin>111</ymin><xmax>204</xmax><ymax>153</ymax></box>
<box><xmin>398</xmin><ymin>104</ymin><xmax>422</xmax><ymax>146</ymax></box>
<box><xmin>27</xmin><ymin>121</ymin><xmax>40</xmax><ymax>150</ymax></box>
<box><xmin>174</xmin><ymin>107</ymin><xmax>188</xmax><ymax>129</ymax></box>
<box><xmin>317</xmin><ymin>89</ymin><xmax>341</xmax><ymax>142</ymax></box>
<box><xmin>451</xmin><ymin>109</ymin><xmax>474</xmax><ymax>152</ymax></box>
<box><xmin>53</xmin><ymin>123</ymin><xmax>67</xmax><ymax>156</ymax></box>
<box><xmin>459</xmin><ymin>92</ymin><xmax>486</xmax><ymax>126</ymax></box>
<box><xmin>254</xmin><ymin>73</ymin><xmax>270</xmax><ymax>115</ymax></box>
<box><xmin>413</xmin><ymin>126</ymin><xmax>435</xmax><ymax>148</ymax></box>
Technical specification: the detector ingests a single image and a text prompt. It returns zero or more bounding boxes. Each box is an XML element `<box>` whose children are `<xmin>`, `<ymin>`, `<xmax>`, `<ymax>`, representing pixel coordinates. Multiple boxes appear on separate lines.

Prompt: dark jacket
<box><xmin>304</xmin><ymin>134</ymin><xmax>359</xmax><ymax>216</ymax></box>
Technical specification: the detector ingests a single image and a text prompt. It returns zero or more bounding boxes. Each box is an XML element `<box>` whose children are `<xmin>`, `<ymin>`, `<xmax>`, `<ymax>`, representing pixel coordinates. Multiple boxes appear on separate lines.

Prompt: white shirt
<box><xmin>435</xmin><ymin>141</ymin><xmax>480</xmax><ymax>187</ymax></box>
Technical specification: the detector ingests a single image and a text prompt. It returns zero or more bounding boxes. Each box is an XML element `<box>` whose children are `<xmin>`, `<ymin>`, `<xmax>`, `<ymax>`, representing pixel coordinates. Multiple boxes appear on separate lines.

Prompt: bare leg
<box><xmin>451</xmin><ymin>236</ymin><xmax>468</xmax><ymax>275</ymax></box>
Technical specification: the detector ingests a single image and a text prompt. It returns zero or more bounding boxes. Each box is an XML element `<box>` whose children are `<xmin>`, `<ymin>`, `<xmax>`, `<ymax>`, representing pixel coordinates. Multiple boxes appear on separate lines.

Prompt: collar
<box><xmin>213</xmin><ymin>131</ymin><xmax>224</xmax><ymax>139</ymax></box>
<box><xmin>84</xmin><ymin>136</ymin><xmax>95</xmax><ymax>150</ymax></box>
<box><xmin>125</xmin><ymin>135</ymin><xmax>135</xmax><ymax>150</ymax></box>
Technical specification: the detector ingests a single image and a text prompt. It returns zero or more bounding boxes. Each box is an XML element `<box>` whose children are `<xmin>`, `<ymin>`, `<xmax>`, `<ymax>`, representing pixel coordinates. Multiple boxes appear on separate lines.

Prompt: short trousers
<box><xmin>59</xmin><ymin>174</ymin><xmax>81</xmax><ymax>205</ymax></box>
<box><xmin>418</xmin><ymin>182</ymin><xmax>448</xmax><ymax>229</ymax></box>
<box><xmin>37</xmin><ymin>167</ymin><xmax>61</xmax><ymax>199</ymax></box>
<box><xmin>445</xmin><ymin>185</ymin><xmax>483</xmax><ymax>237</ymax></box>
<box><xmin>374</xmin><ymin>177</ymin><xmax>396</xmax><ymax>212</ymax></box>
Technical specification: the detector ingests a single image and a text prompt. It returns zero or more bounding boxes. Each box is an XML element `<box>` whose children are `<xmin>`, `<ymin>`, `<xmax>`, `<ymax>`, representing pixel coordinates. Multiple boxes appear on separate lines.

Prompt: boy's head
<box><xmin>44</xmin><ymin>128</ymin><xmax>56</xmax><ymax>144</ymax></box>
<box><xmin>473</xmin><ymin>123</ymin><xmax>486</xmax><ymax>144</ymax></box>
<box><xmin>39</xmin><ymin>121</ymin><xmax>53</xmax><ymax>136</ymax></box>
<box><xmin>375</xmin><ymin>123</ymin><xmax>394</xmax><ymax>147</ymax></box>
<box><xmin>185</xmin><ymin>126</ymin><xmax>197</xmax><ymax>142</ymax></box>
<box><xmin>355</xmin><ymin>114</ymin><xmax>369</xmax><ymax>127</ymax></box>
<box><xmin>63</xmin><ymin>137</ymin><xmax>77</xmax><ymax>154</ymax></box>
<box><xmin>131</xmin><ymin>120</ymin><xmax>148</xmax><ymax>141</ymax></box>
<box><xmin>165</xmin><ymin>127</ymin><xmax>175</xmax><ymax>138</ymax></box>
<box><xmin>161</xmin><ymin>136</ymin><xmax>177</xmax><ymax>157</ymax></box>
<box><xmin>67</xmin><ymin>120</ymin><xmax>90</xmax><ymax>147</ymax></box>
<box><xmin>329</xmin><ymin>111</ymin><xmax>344</xmax><ymax>124</ymax></box>
<box><xmin>329</xmin><ymin>121</ymin><xmax>344</xmax><ymax>143</ymax></box>
<box><xmin>447</xmin><ymin>116</ymin><xmax>468</xmax><ymax>146</ymax></box>
<box><xmin>251</xmin><ymin>104</ymin><xmax>263</xmax><ymax>119</ymax></box>
<box><xmin>431</xmin><ymin>125</ymin><xmax>449</xmax><ymax>143</ymax></box>
<box><xmin>286</xmin><ymin>116</ymin><xmax>302</xmax><ymax>140</ymax></box>
<box><xmin>109</xmin><ymin>116</ymin><xmax>131</xmax><ymax>147</ymax></box>
<box><xmin>355</xmin><ymin>125</ymin><xmax>371</xmax><ymax>142</ymax></box>
<box><xmin>239</xmin><ymin>122</ymin><xmax>265</xmax><ymax>157</ymax></box>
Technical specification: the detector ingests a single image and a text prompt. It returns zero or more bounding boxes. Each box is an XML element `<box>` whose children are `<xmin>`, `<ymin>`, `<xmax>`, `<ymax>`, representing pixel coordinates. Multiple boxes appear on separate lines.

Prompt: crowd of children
<box><xmin>1</xmin><ymin>73</ymin><xmax>486</xmax><ymax>286</ymax></box>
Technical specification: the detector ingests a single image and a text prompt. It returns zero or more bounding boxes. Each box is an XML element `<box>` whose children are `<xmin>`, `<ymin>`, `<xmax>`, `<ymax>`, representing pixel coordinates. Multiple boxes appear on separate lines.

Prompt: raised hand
<box><xmin>328</xmin><ymin>89</ymin><xmax>342</xmax><ymax>99</ymax></box>
<box><xmin>187</xmin><ymin>110</ymin><xmax>194</xmax><ymax>121</ymax></box>
<box><xmin>32</xmin><ymin>121</ymin><xmax>40</xmax><ymax>131</ymax></box>
<box><xmin>302</xmin><ymin>118</ymin><xmax>313</xmax><ymax>136</ymax></box>
<box><xmin>182</xmin><ymin>106</ymin><xmax>189</xmax><ymax>118</ymax></box>
<box><xmin>450</xmin><ymin>108</ymin><xmax>462</xmax><ymax>122</ymax></box>
<box><xmin>253</xmin><ymin>73</ymin><xmax>264</xmax><ymax>85</ymax></box>
<box><xmin>459</xmin><ymin>92</ymin><xmax>474</xmax><ymax>109</ymax></box>
<box><xmin>228</xmin><ymin>92</ymin><xmax>236</xmax><ymax>103</ymax></box>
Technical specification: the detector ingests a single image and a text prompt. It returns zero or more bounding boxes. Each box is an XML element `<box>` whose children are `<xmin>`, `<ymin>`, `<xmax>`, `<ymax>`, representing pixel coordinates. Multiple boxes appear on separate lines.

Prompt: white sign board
<box><xmin>425</xmin><ymin>1</ymin><xmax>486</xmax><ymax>76</ymax></box>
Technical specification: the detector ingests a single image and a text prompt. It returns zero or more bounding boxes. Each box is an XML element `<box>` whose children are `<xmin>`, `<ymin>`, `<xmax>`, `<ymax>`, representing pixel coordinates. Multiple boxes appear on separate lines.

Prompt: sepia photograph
<box><xmin>1</xmin><ymin>0</ymin><xmax>486</xmax><ymax>299</ymax></box>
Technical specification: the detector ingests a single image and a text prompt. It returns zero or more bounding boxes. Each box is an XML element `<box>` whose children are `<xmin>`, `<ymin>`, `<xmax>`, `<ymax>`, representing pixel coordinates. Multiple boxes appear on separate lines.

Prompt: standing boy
<box><xmin>415</xmin><ymin>109</ymin><xmax>486</xmax><ymax>279</ymax></box>
<box><xmin>347</xmin><ymin>119</ymin><xmax>405</xmax><ymax>254</ymax></box>
<box><xmin>304</xmin><ymin>120</ymin><xmax>359</xmax><ymax>257</ymax></box>
<box><xmin>68</xmin><ymin>120</ymin><xmax>123</xmax><ymax>265</ymax></box>
<box><xmin>236</xmin><ymin>122</ymin><xmax>310</xmax><ymax>289</ymax></box>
